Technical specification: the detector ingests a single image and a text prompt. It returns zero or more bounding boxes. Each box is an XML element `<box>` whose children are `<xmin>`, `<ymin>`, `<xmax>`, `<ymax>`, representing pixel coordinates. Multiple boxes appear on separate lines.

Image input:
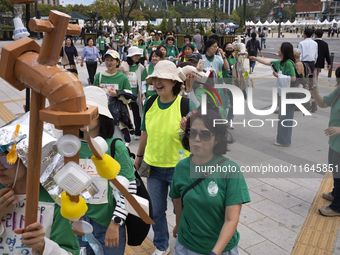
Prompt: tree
<box><xmin>116</xmin><ymin>0</ymin><xmax>138</xmax><ymax>30</ymax></box>
<box><xmin>124</xmin><ymin>22</ymin><xmax>129</xmax><ymax>32</ymax></box>
<box><xmin>168</xmin><ymin>12</ymin><xmax>174</xmax><ymax>31</ymax></box>
<box><xmin>198</xmin><ymin>23</ymin><xmax>205</xmax><ymax>35</ymax></box>
<box><xmin>176</xmin><ymin>16</ymin><xmax>181</xmax><ymax>28</ymax></box>
<box><xmin>218</xmin><ymin>12</ymin><xmax>229</xmax><ymax>21</ymax></box>
<box><xmin>96</xmin><ymin>0</ymin><xmax>119</xmax><ymax>22</ymax></box>
<box><xmin>160</xmin><ymin>17</ymin><xmax>167</xmax><ymax>34</ymax></box>
<box><xmin>0</xmin><ymin>0</ymin><xmax>13</xmax><ymax>15</ymax></box>
<box><xmin>237</xmin><ymin>15</ymin><xmax>244</xmax><ymax>34</ymax></box>
<box><xmin>230</xmin><ymin>10</ymin><xmax>241</xmax><ymax>25</ymax></box>
<box><xmin>236</xmin><ymin>4</ymin><xmax>255</xmax><ymax>21</ymax></box>
<box><xmin>147</xmin><ymin>19</ymin><xmax>152</xmax><ymax>33</ymax></box>
<box><xmin>286</xmin><ymin>0</ymin><xmax>297</xmax><ymax>20</ymax></box>
<box><xmin>256</xmin><ymin>0</ymin><xmax>276</xmax><ymax>19</ymax></box>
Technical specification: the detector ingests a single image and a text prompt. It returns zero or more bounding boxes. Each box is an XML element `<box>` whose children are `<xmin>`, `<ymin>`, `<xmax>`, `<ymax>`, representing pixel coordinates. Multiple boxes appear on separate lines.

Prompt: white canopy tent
<box><xmin>263</xmin><ymin>20</ymin><xmax>270</xmax><ymax>26</ymax></box>
<box><xmin>283</xmin><ymin>20</ymin><xmax>292</xmax><ymax>26</ymax></box>
<box><xmin>255</xmin><ymin>20</ymin><xmax>262</xmax><ymax>26</ymax></box>
<box><xmin>322</xmin><ymin>19</ymin><xmax>330</xmax><ymax>25</ymax></box>
<box><xmin>292</xmin><ymin>20</ymin><xmax>297</xmax><ymax>25</ymax></box>
<box><xmin>270</xmin><ymin>20</ymin><xmax>278</xmax><ymax>26</ymax></box>
<box><xmin>331</xmin><ymin>19</ymin><xmax>337</xmax><ymax>24</ymax></box>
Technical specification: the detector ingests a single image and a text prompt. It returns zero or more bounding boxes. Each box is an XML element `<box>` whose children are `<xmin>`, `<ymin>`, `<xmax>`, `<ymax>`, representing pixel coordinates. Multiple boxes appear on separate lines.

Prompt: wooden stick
<box><xmin>110</xmin><ymin>179</ymin><xmax>154</xmax><ymax>225</ymax></box>
<box><xmin>25</xmin><ymin>91</ymin><xmax>45</xmax><ymax>227</ymax></box>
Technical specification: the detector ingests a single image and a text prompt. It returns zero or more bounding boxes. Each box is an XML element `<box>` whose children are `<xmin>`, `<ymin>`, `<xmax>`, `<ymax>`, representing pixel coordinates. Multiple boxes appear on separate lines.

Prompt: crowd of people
<box><xmin>1</xmin><ymin>24</ymin><xmax>340</xmax><ymax>255</ymax></box>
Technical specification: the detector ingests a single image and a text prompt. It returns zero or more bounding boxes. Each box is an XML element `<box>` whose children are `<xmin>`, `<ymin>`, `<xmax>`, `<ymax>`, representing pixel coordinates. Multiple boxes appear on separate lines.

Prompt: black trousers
<box><xmin>86</xmin><ymin>62</ymin><xmax>97</xmax><ymax>85</ymax></box>
<box><xmin>130</xmin><ymin>102</ymin><xmax>141</xmax><ymax>136</ymax></box>
<box><xmin>303</xmin><ymin>61</ymin><xmax>315</xmax><ymax>73</ymax></box>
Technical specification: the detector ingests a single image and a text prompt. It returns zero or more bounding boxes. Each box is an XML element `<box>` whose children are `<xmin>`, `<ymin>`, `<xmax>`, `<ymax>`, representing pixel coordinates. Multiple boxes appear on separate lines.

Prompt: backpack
<box><xmin>248</xmin><ymin>40</ymin><xmax>257</xmax><ymax>56</ymax></box>
<box><xmin>300</xmin><ymin>61</ymin><xmax>312</xmax><ymax>77</ymax></box>
<box><xmin>259</xmin><ymin>31</ymin><xmax>265</xmax><ymax>38</ymax></box>
<box><xmin>145</xmin><ymin>94</ymin><xmax>190</xmax><ymax>117</ymax></box>
<box><xmin>110</xmin><ymin>138</ymin><xmax>153</xmax><ymax>246</ymax></box>
<box><xmin>295</xmin><ymin>61</ymin><xmax>312</xmax><ymax>88</ymax></box>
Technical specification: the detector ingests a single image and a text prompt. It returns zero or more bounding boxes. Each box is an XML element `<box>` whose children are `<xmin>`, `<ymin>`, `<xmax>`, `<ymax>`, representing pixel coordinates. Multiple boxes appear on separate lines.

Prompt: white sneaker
<box><xmin>151</xmin><ymin>247</ymin><xmax>170</xmax><ymax>255</ymax></box>
<box><xmin>134</xmin><ymin>135</ymin><xmax>141</xmax><ymax>140</ymax></box>
<box><xmin>125</xmin><ymin>142</ymin><xmax>130</xmax><ymax>147</ymax></box>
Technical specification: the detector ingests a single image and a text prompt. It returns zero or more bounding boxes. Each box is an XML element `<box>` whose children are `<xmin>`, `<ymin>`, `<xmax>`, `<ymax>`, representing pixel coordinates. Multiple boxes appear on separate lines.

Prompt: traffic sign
<box><xmin>280</xmin><ymin>2</ymin><xmax>284</xmax><ymax>8</ymax></box>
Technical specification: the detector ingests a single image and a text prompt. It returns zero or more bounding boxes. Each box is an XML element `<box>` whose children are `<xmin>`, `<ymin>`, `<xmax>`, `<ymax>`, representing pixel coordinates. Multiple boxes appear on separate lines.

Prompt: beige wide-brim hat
<box><xmin>165</xmin><ymin>35</ymin><xmax>175</xmax><ymax>44</ymax></box>
<box><xmin>127</xmin><ymin>46</ymin><xmax>143</xmax><ymax>57</ymax></box>
<box><xmin>84</xmin><ymin>86</ymin><xmax>113</xmax><ymax>119</ymax></box>
<box><xmin>145</xmin><ymin>60</ymin><xmax>183</xmax><ymax>85</ymax></box>
<box><xmin>135</xmin><ymin>35</ymin><xmax>145</xmax><ymax>42</ymax></box>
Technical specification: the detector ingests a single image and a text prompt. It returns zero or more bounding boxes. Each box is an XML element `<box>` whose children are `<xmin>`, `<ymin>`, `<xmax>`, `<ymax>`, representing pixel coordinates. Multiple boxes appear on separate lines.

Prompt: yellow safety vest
<box><xmin>144</xmin><ymin>96</ymin><xmax>190</xmax><ymax>167</ymax></box>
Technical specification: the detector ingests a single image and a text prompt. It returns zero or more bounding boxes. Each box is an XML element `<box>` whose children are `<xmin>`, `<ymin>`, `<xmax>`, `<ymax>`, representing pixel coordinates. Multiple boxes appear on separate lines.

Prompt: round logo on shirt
<box><xmin>207</xmin><ymin>181</ymin><xmax>218</xmax><ymax>197</ymax></box>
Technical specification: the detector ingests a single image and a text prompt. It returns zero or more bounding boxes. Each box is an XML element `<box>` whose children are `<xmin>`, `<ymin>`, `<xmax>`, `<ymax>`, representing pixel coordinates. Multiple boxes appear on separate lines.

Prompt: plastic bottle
<box><xmin>178</xmin><ymin>150</ymin><xmax>186</xmax><ymax>162</ymax></box>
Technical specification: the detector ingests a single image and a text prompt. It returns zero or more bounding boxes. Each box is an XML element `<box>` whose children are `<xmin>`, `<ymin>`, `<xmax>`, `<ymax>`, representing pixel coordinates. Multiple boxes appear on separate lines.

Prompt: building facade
<box><xmin>178</xmin><ymin>0</ymin><xmax>245</xmax><ymax>15</ymax></box>
<box><xmin>295</xmin><ymin>0</ymin><xmax>340</xmax><ymax>20</ymax></box>
<box><xmin>38</xmin><ymin>0</ymin><xmax>60</xmax><ymax>6</ymax></box>
<box><xmin>142</xmin><ymin>0</ymin><xmax>244</xmax><ymax>15</ymax></box>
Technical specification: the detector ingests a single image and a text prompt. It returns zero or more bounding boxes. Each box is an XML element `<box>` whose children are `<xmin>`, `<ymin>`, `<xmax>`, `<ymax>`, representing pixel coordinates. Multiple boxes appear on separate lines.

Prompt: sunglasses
<box><xmin>185</xmin><ymin>128</ymin><xmax>215</xmax><ymax>141</ymax></box>
<box><xmin>1</xmin><ymin>156</ymin><xmax>13</xmax><ymax>168</ymax></box>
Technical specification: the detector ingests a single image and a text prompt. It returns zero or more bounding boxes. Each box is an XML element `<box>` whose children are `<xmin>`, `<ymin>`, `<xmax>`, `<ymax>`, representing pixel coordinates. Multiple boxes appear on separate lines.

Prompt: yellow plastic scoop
<box><xmin>7</xmin><ymin>125</ymin><xmax>20</xmax><ymax>165</ymax></box>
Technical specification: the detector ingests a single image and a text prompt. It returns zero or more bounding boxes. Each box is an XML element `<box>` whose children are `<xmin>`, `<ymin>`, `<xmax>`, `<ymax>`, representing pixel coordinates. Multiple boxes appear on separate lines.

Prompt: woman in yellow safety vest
<box><xmin>134</xmin><ymin>60</ymin><xmax>196</xmax><ymax>255</ymax></box>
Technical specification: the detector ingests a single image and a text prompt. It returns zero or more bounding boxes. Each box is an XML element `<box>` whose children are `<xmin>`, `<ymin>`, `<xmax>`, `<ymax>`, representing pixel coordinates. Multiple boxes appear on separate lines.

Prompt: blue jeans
<box><xmin>175</xmin><ymin>238</ymin><xmax>240</xmax><ymax>255</ymax></box>
<box><xmin>261</xmin><ymin>38</ymin><xmax>266</xmax><ymax>49</ymax></box>
<box><xmin>276</xmin><ymin>103</ymin><xmax>295</xmax><ymax>145</ymax></box>
<box><xmin>118</xmin><ymin>47</ymin><xmax>124</xmax><ymax>60</ymax></box>
<box><xmin>100</xmin><ymin>50</ymin><xmax>106</xmax><ymax>61</ymax></box>
<box><xmin>329</xmin><ymin>148</ymin><xmax>340</xmax><ymax>212</ymax></box>
<box><xmin>77</xmin><ymin>216</ymin><xmax>126</xmax><ymax>255</ymax></box>
<box><xmin>249</xmin><ymin>58</ymin><xmax>256</xmax><ymax>70</ymax></box>
<box><xmin>147</xmin><ymin>166</ymin><xmax>175</xmax><ymax>251</ymax></box>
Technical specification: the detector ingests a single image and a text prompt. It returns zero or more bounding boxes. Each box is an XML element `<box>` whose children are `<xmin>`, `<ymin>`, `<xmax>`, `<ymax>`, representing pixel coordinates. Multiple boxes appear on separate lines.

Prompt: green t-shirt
<box><xmin>323</xmin><ymin>87</ymin><xmax>340</xmax><ymax>153</ymax></box>
<box><xmin>165</xmin><ymin>45</ymin><xmax>179</xmax><ymax>58</ymax></box>
<box><xmin>222</xmin><ymin>56</ymin><xmax>237</xmax><ymax>78</ymax></box>
<box><xmin>93</xmin><ymin>71</ymin><xmax>131</xmax><ymax>91</ymax></box>
<box><xmin>148</xmin><ymin>39</ymin><xmax>162</xmax><ymax>53</ymax></box>
<box><xmin>169</xmin><ymin>155</ymin><xmax>250</xmax><ymax>253</ymax></box>
<box><xmin>191</xmin><ymin>41</ymin><xmax>197</xmax><ymax>49</ymax></box>
<box><xmin>142</xmin><ymin>65</ymin><xmax>157</xmax><ymax>98</ymax></box>
<box><xmin>141</xmin><ymin>96</ymin><xmax>197</xmax><ymax>131</ymax></box>
<box><xmin>129</xmin><ymin>64</ymin><xmax>139</xmax><ymax>102</ymax></box>
<box><xmin>270</xmin><ymin>59</ymin><xmax>296</xmax><ymax>77</ymax></box>
<box><xmin>79</xmin><ymin>136</ymin><xmax>135</xmax><ymax>227</ymax></box>
<box><xmin>97</xmin><ymin>37</ymin><xmax>106</xmax><ymax>51</ymax></box>
<box><xmin>0</xmin><ymin>184</ymin><xmax>80</xmax><ymax>255</ymax></box>
<box><xmin>138</xmin><ymin>45</ymin><xmax>147</xmax><ymax>56</ymax></box>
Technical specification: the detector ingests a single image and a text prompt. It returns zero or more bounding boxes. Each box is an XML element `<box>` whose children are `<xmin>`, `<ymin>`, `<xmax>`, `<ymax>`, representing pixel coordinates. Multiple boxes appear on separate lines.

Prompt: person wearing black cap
<box><xmin>187</xmin><ymin>52</ymin><xmax>202</xmax><ymax>68</ymax></box>
<box><xmin>177</xmin><ymin>43</ymin><xmax>195</xmax><ymax>65</ymax></box>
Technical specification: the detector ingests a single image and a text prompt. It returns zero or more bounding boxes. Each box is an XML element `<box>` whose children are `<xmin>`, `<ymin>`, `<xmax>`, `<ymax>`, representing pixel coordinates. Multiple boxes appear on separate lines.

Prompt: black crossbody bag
<box><xmin>181</xmin><ymin>157</ymin><xmax>228</xmax><ymax>208</ymax></box>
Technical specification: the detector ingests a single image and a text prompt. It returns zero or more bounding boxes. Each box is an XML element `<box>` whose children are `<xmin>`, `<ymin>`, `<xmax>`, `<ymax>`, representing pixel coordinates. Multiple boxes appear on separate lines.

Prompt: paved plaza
<box><xmin>0</xmin><ymin>36</ymin><xmax>340</xmax><ymax>254</ymax></box>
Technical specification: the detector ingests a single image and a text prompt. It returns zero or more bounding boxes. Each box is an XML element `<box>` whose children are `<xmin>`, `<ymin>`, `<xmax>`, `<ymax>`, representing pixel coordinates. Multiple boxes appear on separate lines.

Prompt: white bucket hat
<box><xmin>145</xmin><ymin>60</ymin><xmax>183</xmax><ymax>85</ymax></box>
<box><xmin>84</xmin><ymin>86</ymin><xmax>113</xmax><ymax>119</ymax></box>
<box><xmin>127</xmin><ymin>46</ymin><xmax>143</xmax><ymax>57</ymax></box>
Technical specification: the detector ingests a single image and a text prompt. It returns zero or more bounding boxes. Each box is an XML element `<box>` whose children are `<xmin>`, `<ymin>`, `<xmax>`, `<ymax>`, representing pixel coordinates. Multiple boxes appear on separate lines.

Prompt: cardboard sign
<box><xmin>0</xmin><ymin>197</ymin><xmax>54</xmax><ymax>255</ymax></box>
<box><xmin>127</xmin><ymin>72</ymin><xmax>138</xmax><ymax>88</ymax></box>
<box><xmin>79</xmin><ymin>159</ymin><xmax>108</xmax><ymax>204</ymax></box>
